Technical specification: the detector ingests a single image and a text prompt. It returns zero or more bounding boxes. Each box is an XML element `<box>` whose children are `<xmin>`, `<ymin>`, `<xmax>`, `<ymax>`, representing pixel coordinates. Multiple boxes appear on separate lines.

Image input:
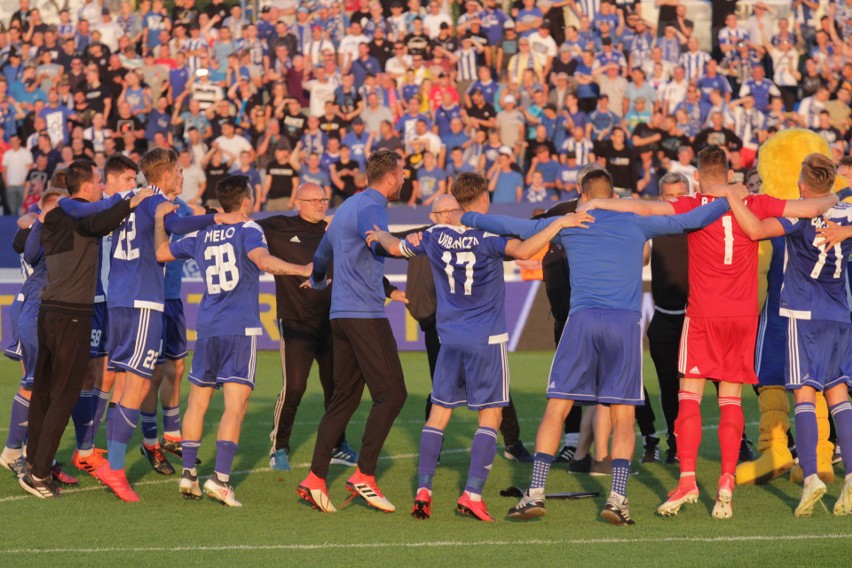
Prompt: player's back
<box><xmin>186</xmin><ymin>221</ymin><xmax>264</xmax><ymax>337</ymax></box>
<box><xmin>780</xmin><ymin>202</ymin><xmax>852</xmax><ymax>322</ymax></box>
<box><xmin>670</xmin><ymin>193</ymin><xmax>785</xmax><ymax>317</ymax></box>
<box><xmin>419</xmin><ymin>224</ymin><xmax>509</xmax><ymax>345</ymax></box>
<box><xmin>108</xmin><ymin>190</ymin><xmax>170</xmax><ymax>309</ymax></box>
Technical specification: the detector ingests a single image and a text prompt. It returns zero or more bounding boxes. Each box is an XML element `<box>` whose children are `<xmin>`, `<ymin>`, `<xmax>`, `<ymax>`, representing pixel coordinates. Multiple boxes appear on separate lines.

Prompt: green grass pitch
<box><xmin>0</xmin><ymin>351</ymin><xmax>850</xmax><ymax>567</ymax></box>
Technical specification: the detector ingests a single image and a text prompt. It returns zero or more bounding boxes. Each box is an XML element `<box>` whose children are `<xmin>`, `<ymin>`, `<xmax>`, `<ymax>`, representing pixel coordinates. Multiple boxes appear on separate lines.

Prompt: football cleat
<box><xmin>0</xmin><ymin>450</ymin><xmax>25</xmax><ymax>477</ymax></box>
<box><xmin>297</xmin><ymin>471</ymin><xmax>337</xmax><ymax>513</ymax></box>
<box><xmin>601</xmin><ymin>492</ymin><xmax>635</xmax><ymax>526</ymax></box>
<box><xmin>94</xmin><ymin>464</ymin><xmax>140</xmax><ymax>502</ymax></box>
<box><xmin>140</xmin><ymin>444</ymin><xmax>176</xmax><ymax>475</ymax></box>
<box><xmin>711</xmin><ymin>473</ymin><xmax>735</xmax><ymax>519</ymax></box>
<box><xmin>507</xmin><ymin>489</ymin><xmax>546</xmax><ymax>520</ymax></box>
<box><xmin>330</xmin><ymin>441</ymin><xmax>359</xmax><ymax>467</ymax></box>
<box><xmin>51</xmin><ymin>462</ymin><xmax>78</xmax><ymax>485</ymax></box>
<box><xmin>589</xmin><ymin>456</ymin><xmax>613</xmax><ymax>476</ymax></box>
<box><xmin>161</xmin><ymin>437</ymin><xmax>202</xmax><ymax>465</ymax></box>
<box><xmin>794</xmin><ymin>474</ymin><xmax>827</xmax><ymax>518</ymax></box>
<box><xmin>179</xmin><ymin>469</ymin><xmax>202</xmax><ymax>500</ymax></box>
<box><xmin>568</xmin><ymin>454</ymin><xmax>591</xmax><ymax>474</ymax></box>
<box><xmin>204</xmin><ymin>475</ymin><xmax>242</xmax><ymax>507</ymax></box>
<box><xmin>457</xmin><ymin>492</ymin><xmax>494</xmax><ymax>522</ymax></box>
<box><xmin>19</xmin><ymin>471</ymin><xmax>60</xmax><ymax>499</ymax></box>
<box><xmin>72</xmin><ymin>448</ymin><xmax>108</xmax><ymax>478</ymax></box>
<box><xmin>343</xmin><ymin>468</ymin><xmax>395</xmax><ymax>512</ymax></box>
<box><xmin>269</xmin><ymin>448</ymin><xmax>292</xmax><ymax>471</ymax></box>
<box><xmin>641</xmin><ymin>437</ymin><xmax>660</xmax><ymax>463</ymax></box>
<box><xmin>555</xmin><ymin>445</ymin><xmax>576</xmax><ymax>463</ymax></box>
<box><xmin>503</xmin><ymin>440</ymin><xmax>534</xmax><ymax>463</ymax></box>
<box><xmin>833</xmin><ymin>475</ymin><xmax>852</xmax><ymax>516</ymax></box>
<box><xmin>657</xmin><ymin>480</ymin><xmax>700</xmax><ymax>516</ymax></box>
<box><xmin>411</xmin><ymin>488</ymin><xmax>432</xmax><ymax>519</ymax></box>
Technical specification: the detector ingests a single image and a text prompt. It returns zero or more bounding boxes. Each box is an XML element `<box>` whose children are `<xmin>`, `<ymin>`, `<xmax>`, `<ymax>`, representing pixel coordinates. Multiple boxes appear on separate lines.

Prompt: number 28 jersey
<box><xmin>169</xmin><ymin>221</ymin><xmax>267</xmax><ymax>338</ymax></box>
<box><xmin>399</xmin><ymin>225</ymin><xmax>509</xmax><ymax>345</ymax></box>
<box><xmin>670</xmin><ymin>193</ymin><xmax>786</xmax><ymax>318</ymax></box>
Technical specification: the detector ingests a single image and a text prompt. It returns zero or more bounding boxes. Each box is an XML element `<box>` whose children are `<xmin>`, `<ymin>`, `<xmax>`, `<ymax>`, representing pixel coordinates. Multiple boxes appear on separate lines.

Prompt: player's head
<box><xmin>451</xmin><ymin>172</ymin><xmax>489</xmax><ymax>213</ymax></box>
<box><xmin>216</xmin><ymin>174</ymin><xmax>254</xmax><ymax>215</ymax></box>
<box><xmin>40</xmin><ymin>186</ymin><xmax>68</xmax><ymax>209</ymax></box>
<box><xmin>429</xmin><ymin>194</ymin><xmax>461</xmax><ymax>225</ymax></box>
<box><xmin>294</xmin><ymin>182</ymin><xmax>329</xmax><ymax>223</ymax></box>
<box><xmin>366</xmin><ymin>149</ymin><xmax>404</xmax><ymax>200</ymax></box>
<box><xmin>576</xmin><ymin>162</ymin><xmax>604</xmax><ymax>191</ymax></box>
<box><xmin>140</xmin><ymin>147</ymin><xmax>179</xmax><ymax>194</ymax></box>
<box><xmin>658</xmin><ymin>172</ymin><xmax>689</xmax><ymax>201</ymax></box>
<box><xmin>746</xmin><ymin>167</ymin><xmax>761</xmax><ymax>194</ymax></box>
<box><xmin>798</xmin><ymin>153</ymin><xmax>836</xmax><ymax>197</ymax></box>
<box><xmin>104</xmin><ymin>153</ymin><xmax>140</xmax><ymax>195</ymax></box>
<box><xmin>580</xmin><ymin>168</ymin><xmax>614</xmax><ymax>200</ymax></box>
<box><xmin>695</xmin><ymin>145</ymin><xmax>731</xmax><ymax>187</ymax></box>
<box><xmin>65</xmin><ymin>159</ymin><xmax>104</xmax><ymax>201</ymax></box>
<box><xmin>48</xmin><ymin>168</ymin><xmax>67</xmax><ymax>190</ymax></box>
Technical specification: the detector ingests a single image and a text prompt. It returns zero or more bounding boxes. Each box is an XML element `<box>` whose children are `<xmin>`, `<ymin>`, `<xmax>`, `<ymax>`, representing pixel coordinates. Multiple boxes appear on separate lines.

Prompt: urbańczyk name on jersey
<box><xmin>437</xmin><ymin>232</ymin><xmax>480</xmax><ymax>250</ymax></box>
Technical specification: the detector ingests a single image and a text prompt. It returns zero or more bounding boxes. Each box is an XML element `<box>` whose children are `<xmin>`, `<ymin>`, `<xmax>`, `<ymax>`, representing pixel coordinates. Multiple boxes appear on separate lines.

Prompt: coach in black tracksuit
<box><xmin>21</xmin><ymin>161</ymin><xmax>148</xmax><ymax>497</ymax></box>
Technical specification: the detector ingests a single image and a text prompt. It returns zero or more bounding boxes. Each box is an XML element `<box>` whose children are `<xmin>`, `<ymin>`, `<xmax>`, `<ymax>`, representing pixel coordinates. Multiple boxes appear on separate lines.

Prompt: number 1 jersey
<box><xmin>670</xmin><ymin>193</ymin><xmax>786</xmax><ymax>317</ymax></box>
<box><xmin>399</xmin><ymin>225</ymin><xmax>509</xmax><ymax>345</ymax></box>
<box><xmin>169</xmin><ymin>221</ymin><xmax>267</xmax><ymax>338</ymax></box>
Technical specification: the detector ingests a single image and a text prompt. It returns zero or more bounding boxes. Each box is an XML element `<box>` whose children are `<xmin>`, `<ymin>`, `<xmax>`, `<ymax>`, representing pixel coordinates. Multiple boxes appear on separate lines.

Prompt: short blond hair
<box><xmin>140</xmin><ymin>147</ymin><xmax>177</xmax><ymax>185</ymax></box>
<box><xmin>800</xmin><ymin>153</ymin><xmax>836</xmax><ymax>194</ymax></box>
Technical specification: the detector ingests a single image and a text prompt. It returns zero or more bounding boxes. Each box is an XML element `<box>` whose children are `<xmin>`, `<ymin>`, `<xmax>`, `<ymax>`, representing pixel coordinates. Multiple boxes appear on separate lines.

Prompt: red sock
<box><xmin>718</xmin><ymin>397</ymin><xmax>744</xmax><ymax>477</ymax></box>
<box><xmin>675</xmin><ymin>391</ymin><xmax>703</xmax><ymax>479</ymax></box>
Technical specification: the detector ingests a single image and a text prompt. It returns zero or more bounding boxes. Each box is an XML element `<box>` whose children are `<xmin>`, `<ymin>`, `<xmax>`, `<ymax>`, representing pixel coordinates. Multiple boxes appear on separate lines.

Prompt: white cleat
<box><xmin>711</xmin><ymin>474</ymin><xmax>735</xmax><ymax>520</ymax></box>
<box><xmin>795</xmin><ymin>474</ymin><xmax>827</xmax><ymax>518</ymax></box>
<box><xmin>179</xmin><ymin>469</ymin><xmax>202</xmax><ymax>500</ymax></box>
<box><xmin>204</xmin><ymin>476</ymin><xmax>242</xmax><ymax>507</ymax></box>
<box><xmin>834</xmin><ymin>476</ymin><xmax>852</xmax><ymax>516</ymax></box>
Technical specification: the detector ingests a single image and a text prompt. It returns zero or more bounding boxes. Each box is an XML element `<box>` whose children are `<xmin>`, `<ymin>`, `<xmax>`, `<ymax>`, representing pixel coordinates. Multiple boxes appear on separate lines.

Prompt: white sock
<box><xmin>76</xmin><ymin>448</ymin><xmax>94</xmax><ymax>458</ymax></box>
<box><xmin>465</xmin><ymin>490</ymin><xmax>481</xmax><ymax>502</ymax></box>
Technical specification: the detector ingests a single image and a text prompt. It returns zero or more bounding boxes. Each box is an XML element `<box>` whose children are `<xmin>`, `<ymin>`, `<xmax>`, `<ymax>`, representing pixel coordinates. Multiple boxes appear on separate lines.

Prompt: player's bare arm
<box><xmin>247</xmin><ymin>248</ymin><xmax>313</xmax><ymax>277</ymax></box>
<box><xmin>129</xmin><ymin>187</ymin><xmax>154</xmax><ymax>209</ymax></box>
<box><xmin>816</xmin><ymin>220</ymin><xmax>852</xmax><ymax>248</ymax></box>
<box><xmin>364</xmin><ymin>225</ymin><xmax>407</xmax><ymax>256</ymax></box>
<box><xmin>725</xmin><ymin>189</ymin><xmax>785</xmax><ymax>240</ymax></box>
<box><xmin>505</xmin><ymin>212</ymin><xmax>595</xmax><ymax>260</ymax></box>
<box><xmin>781</xmin><ymin>192</ymin><xmax>839</xmax><ymax>218</ymax></box>
<box><xmin>154</xmin><ymin>201</ymin><xmax>179</xmax><ymax>262</ymax></box>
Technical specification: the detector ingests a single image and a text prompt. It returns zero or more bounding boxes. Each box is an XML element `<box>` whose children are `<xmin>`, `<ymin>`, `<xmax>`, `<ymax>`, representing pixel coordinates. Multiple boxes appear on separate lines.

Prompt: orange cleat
<box><xmin>657</xmin><ymin>480</ymin><xmax>700</xmax><ymax>516</ymax></box>
<box><xmin>457</xmin><ymin>492</ymin><xmax>494</xmax><ymax>522</ymax></box>
<box><xmin>411</xmin><ymin>488</ymin><xmax>432</xmax><ymax>519</ymax></box>
<box><xmin>343</xmin><ymin>468</ymin><xmax>395</xmax><ymax>512</ymax></box>
<box><xmin>297</xmin><ymin>471</ymin><xmax>337</xmax><ymax>513</ymax></box>
<box><xmin>72</xmin><ymin>448</ymin><xmax>108</xmax><ymax>478</ymax></box>
<box><xmin>94</xmin><ymin>464</ymin><xmax>140</xmax><ymax>502</ymax></box>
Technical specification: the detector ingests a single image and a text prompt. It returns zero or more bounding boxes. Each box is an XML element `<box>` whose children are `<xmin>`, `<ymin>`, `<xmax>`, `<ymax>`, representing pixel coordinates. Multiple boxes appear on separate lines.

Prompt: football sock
<box><xmin>794</xmin><ymin>401</ymin><xmax>818</xmax><ymax>478</ymax></box>
<box><xmin>674</xmin><ymin>391</ymin><xmax>702</xmax><ymax>476</ymax></box>
<box><xmin>182</xmin><ymin>440</ymin><xmax>201</xmax><ymax>471</ymax></box>
<box><xmin>84</xmin><ymin>388</ymin><xmax>111</xmax><ymax>451</ymax></box>
<box><xmin>830</xmin><ymin>401</ymin><xmax>852</xmax><ymax>472</ymax></box>
<box><xmin>718</xmin><ymin>396</ymin><xmax>744</xmax><ymax>477</ymax></box>
<box><xmin>6</xmin><ymin>394</ymin><xmax>29</xmax><ymax>450</ymax></box>
<box><xmin>162</xmin><ymin>405</ymin><xmax>181</xmax><ymax>439</ymax></box>
<box><xmin>140</xmin><ymin>411</ymin><xmax>158</xmax><ymax>447</ymax></box>
<box><xmin>417</xmin><ymin>426</ymin><xmax>444</xmax><ymax>491</ymax></box>
<box><xmin>465</xmin><ymin>427</ymin><xmax>497</xmax><ymax>497</ymax></box>
<box><xmin>105</xmin><ymin>402</ymin><xmax>116</xmax><ymax>424</ymax></box>
<box><xmin>563</xmin><ymin>432</ymin><xmax>580</xmax><ymax>447</ymax></box>
<box><xmin>611</xmin><ymin>458</ymin><xmax>630</xmax><ymax>498</ymax></box>
<box><xmin>107</xmin><ymin>404</ymin><xmax>139</xmax><ymax>471</ymax></box>
<box><xmin>530</xmin><ymin>452</ymin><xmax>554</xmax><ymax>494</ymax></box>
<box><xmin>71</xmin><ymin>390</ymin><xmax>94</xmax><ymax>449</ymax></box>
<box><xmin>214</xmin><ymin>440</ymin><xmax>238</xmax><ymax>482</ymax></box>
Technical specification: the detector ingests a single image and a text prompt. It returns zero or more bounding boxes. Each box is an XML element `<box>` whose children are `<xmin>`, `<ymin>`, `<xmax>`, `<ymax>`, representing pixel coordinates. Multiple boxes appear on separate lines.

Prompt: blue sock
<box><xmin>214</xmin><ymin>440</ymin><xmax>239</xmax><ymax>481</ymax></box>
<box><xmin>162</xmin><ymin>405</ymin><xmax>181</xmax><ymax>437</ymax></box>
<box><xmin>830</xmin><ymin>401</ymin><xmax>852</xmax><ymax>473</ymax></box>
<box><xmin>5</xmin><ymin>394</ymin><xmax>29</xmax><ymax>449</ymax></box>
<box><xmin>105</xmin><ymin>402</ymin><xmax>116</xmax><ymax>426</ymax></box>
<box><xmin>531</xmin><ymin>452</ymin><xmax>554</xmax><ymax>492</ymax></box>
<box><xmin>84</xmin><ymin>389</ymin><xmax>111</xmax><ymax>450</ymax></box>
<box><xmin>182</xmin><ymin>440</ymin><xmax>200</xmax><ymax>471</ymax></box>
<box><xmin>795</xmin><ymin>401</ymin><xmax>818</xmax><ymax>478</ymax></box>
<box><xmin>466</xmin><ymin>427</ymin><xmax>498</xmax><ymax>496</ymax></box>
<box><xmin>71</xmin><ymin>390</ymin><xmax>93</xmax><ymax>449</ymax></box>
<box><xmin>612</xmin><ymin>458</ymin><xmax>630</xmax><ymax>497</ymax></box>
<box><xmin>107</xmin><ymin>404</ymin><xmax>140</xmax><ymax>471</ymax></box>
<box><xmin>417</xmin><ymin>426</ymin><xmax>444</xmax><ymax>490</ymax></box>
<box><xmin>140</xmin><ymin>411</ymin><xmax>158</xmax><ymax>445</ymax></box>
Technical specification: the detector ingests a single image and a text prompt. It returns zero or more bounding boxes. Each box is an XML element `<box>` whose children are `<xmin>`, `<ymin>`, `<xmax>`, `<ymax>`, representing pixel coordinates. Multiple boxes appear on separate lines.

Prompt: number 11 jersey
<box><xmin>670</xmin><ymin>193</ymin><xmax>786</xmax><ymax>318</ymax></box>
<box><xmin>399</xmin><ymin>225</ymin><xmax>509</xmax><ymax>345</ymax></box>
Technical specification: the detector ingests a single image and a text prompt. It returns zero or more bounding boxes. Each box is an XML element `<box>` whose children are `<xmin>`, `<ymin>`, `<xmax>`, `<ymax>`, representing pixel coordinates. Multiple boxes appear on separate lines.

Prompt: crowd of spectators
<box><xmin>0</xmin><ymin>0</ymin><xmax>850</xmax><ymax>214</ymax></box>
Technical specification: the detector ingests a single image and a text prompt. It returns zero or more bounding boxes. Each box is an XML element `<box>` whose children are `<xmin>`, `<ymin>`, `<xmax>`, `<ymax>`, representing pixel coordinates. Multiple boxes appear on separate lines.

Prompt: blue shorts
<box><xmin>786</xmin><ymin>318</ymin><xmax>852</xmax><ymax>392</ymax></box>
<box><xmin>431</xmin><ymin>339</ymin><xmax>510</xmax><ymax>410</ymax></box>
<box><xmin>755</xmin><ymin>304</ymin><xmax>786</xmax><ymax>387</ymax></box>
<box><xmin>4</xmin><ymin>292</ymin><xmax>23</xmax><ymax>361</ymax></box>
<box><xmin>157</xmin><ymin>299</ymin><xmax>187</xmax><ymax>364</ymax></box>
<box><xmin>105</xmin><ymin>307</ymin><xmax>163</xmax><ymax>379</ymax></box>
<box><xmin>189</xmin><ymin>335</ymin><xmax>258</xmax><ymax>390</ymax></box>
<box><xmin>89</xmin><ymin>302</ymin><xmax>109</xmax><ymax>359</ymax></box>
<box><xmin>16</xmin><ymin>300</ymin><xmax>38</xmax><ymax>390</ymax></box>
<box><xmin>548</xmin><ymin>309</ymin><xmax>644</xmax><ymax>406</ymax></box>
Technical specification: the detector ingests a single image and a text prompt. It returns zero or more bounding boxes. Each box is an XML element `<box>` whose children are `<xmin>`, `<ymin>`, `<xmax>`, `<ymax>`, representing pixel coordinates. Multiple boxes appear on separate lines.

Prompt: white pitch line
<box><xmin>1</xmin><ymin>534</ymin><xmax>851</xmax><ymax>554</ymax></box>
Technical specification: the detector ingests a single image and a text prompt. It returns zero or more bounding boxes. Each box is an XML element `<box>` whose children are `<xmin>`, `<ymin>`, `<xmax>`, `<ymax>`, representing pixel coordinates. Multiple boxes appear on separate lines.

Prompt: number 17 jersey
<box><xmin>670</xmin><ymin>193</ymin><xmax>786</xmax><ymax>317</ymax></box>
<box><xmin>399</xmin><ymin>225</ymin><xmax>509</xmax><ymax>345</ymax></box>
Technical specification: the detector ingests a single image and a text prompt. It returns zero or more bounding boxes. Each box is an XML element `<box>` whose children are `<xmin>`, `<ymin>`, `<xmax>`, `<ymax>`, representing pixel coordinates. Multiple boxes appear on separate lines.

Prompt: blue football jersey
<box><xmin>169</xmin><ymin>221</ymin><xmax>267</xmax><ymax>338</ymax></box>
<box><xmin>777</xmin><ymin>203</ymin><xmax>852</xmax><ymax>323</ymax></box>
<box><xmin>400</xmin><ymin>225</ymin><xmax>509</xmax><ymax>345</ymax></box>
<box><xmin>108</xmin><ymin>187</ymin><xmax>169</xmax><ymax>310</ymax></box>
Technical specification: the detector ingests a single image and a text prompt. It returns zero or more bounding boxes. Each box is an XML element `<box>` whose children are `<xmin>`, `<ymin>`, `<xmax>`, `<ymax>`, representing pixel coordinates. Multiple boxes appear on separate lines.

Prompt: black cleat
<box><xmin>161</xmin><ymin>438</ymin><xmax>201</xmax><ymax>465</ymax></box>
<box><xmin>641</xmin><ymin>436</ymin><xmax>660</xmax><ymax>463</ymax></box>
<box><xmin>555</xmin><ymin>445</ymin><xmax>576</xmax><ymax>463</ymax></box>
<box><xmin>568</xmin><ymin>454</ymin><xmax>591</xmax><ymax>474</ymax></box>
<box><xmin>141</xmin><ymin>444</ymin><xmax>176</xmax><ymax>475</ymax></box>
<box><xmin>19</xmin><ymin>471</ymin><xmax>61</xmax><ymax>499</ymax></box>
<box><xmin>503</xmin><ymin>440</ymin><xmax>534</xmax><ymax>463</ymax></box>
